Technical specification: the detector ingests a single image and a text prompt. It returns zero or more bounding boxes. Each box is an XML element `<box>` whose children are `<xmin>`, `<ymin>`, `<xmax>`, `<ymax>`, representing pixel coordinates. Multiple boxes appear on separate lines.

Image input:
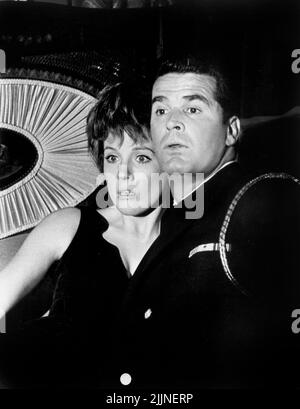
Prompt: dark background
<box><xmin>0</xmin><ymin>0</ymin><xmax>299</xmax><ymax>114</ymax></box>
<box><xmin>1</xmin><ymin>0</ymin><xmax>299</xmax><ymax>176</ymax></box>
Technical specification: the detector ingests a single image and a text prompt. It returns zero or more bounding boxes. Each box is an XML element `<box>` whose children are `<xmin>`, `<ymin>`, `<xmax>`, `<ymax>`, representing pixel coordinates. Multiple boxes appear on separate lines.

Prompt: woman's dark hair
<box><xmin>156</xmin><ymin>55</ymin><xmax>240</xmax><ymax>122</ymax></box>
<box><xmin>87</xmin><ymin>81</ymin><xmax>151</xmax><ymax>171</ymax></box>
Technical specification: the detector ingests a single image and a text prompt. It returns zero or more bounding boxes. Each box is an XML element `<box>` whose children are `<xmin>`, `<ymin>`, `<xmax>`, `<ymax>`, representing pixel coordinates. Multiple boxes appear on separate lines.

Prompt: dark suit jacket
<box><xmin>108</xmin><ymin>162</ymin><xmax>300</xmax><ymax>389</ymax></box>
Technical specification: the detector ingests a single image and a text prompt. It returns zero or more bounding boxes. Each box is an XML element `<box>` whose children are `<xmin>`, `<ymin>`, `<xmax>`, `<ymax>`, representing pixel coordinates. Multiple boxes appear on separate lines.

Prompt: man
<box><xmin>110</xmin><ymin>57</ymin><xmax>300</xmax><ymax>389</ymax></box>
<box><xmin>151</xmin><ymin>59</ymin><xmax>240</xmax><ymax>180</ymax></box>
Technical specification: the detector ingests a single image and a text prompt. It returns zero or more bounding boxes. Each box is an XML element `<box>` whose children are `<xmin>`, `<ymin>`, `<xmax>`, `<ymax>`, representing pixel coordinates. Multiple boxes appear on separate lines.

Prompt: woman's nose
<box><xmin>166</xmin><ymin>110</ymin><xmax>185</xmax><ymax>132</ymax></box>
<box><xmin>117</xmin><ymin>163</ymin><xmax>133</xmax><ymax>180</ymax></box>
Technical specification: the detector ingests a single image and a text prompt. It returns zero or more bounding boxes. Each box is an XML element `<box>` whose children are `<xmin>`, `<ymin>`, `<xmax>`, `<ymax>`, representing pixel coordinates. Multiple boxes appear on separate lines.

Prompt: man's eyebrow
<box><xmin>183</xmin><ymin>94</ymin><xmax>211</xmax><ymax>106</ymax></box>
<box><xmin>152</xmin><ymin>95</ymin><xmax>166</xmax><ymax>105</ymax></box>
<box><xmin>152</xmin><ymin>94</ymin><xmax>212</xmax><ymax>106</ymax></box>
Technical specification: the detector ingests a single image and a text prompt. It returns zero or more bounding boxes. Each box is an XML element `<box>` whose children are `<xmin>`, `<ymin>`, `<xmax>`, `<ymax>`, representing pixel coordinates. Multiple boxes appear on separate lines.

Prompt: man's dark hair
<box><xmin>155</xmin><ymin>56</ymin><xmax>240</xmax><ymax>122</ymax></box>
<box><xmin>87</xmin><ymin>81</ymin><xmax>151</xmax><ymax>171</ymax></box>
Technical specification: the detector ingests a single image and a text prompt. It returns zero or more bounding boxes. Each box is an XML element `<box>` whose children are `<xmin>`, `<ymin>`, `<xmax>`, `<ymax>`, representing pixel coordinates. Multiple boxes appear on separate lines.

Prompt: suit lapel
<box><xmin>130</xmin><ymin>206</ymin><xmax>192</xmax><ymax>286</ymax></box>
<box><xmin>128</xmin><ymin>162</ymin><xmax>244</xmax><ymax>290</ymax></box>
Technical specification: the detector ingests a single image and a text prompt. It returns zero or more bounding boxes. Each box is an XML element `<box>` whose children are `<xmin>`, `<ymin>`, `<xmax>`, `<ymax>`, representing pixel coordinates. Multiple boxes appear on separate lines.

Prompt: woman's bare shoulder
<box><xmin>37</xmin><ymin>207</ymin><xmax>80</xmax><ymax>231</ymax></box>
<box><xmin>32</xmin><ymin>207</ymin><xmax>82</xmax><ymax>259</ymax></box>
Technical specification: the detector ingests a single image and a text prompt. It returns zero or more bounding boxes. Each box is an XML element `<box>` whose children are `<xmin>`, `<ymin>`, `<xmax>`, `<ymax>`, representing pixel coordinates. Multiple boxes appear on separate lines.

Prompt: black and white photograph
<box><xmin>0</xmin><ymin>0</ymin><xmax>300</xmax><ymax>400</ymax></box>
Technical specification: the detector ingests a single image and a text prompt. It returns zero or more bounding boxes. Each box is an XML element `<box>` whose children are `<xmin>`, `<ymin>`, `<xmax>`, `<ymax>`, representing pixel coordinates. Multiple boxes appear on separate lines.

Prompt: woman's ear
<box><xmin>225</xmin><ymin>116</ymin><xmax>241</xmax><ymax>147</ymax></box>
<box><xmin>96</xmin><ymin>173</ymin><xmax>105</xmax><ymax>186</ymax></box>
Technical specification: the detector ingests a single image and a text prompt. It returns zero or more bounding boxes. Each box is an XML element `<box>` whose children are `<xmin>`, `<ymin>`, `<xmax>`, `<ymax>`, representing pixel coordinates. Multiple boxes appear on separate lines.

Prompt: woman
<box><xmin>0</xmin><ymin>82</ymin><xmax>167</xmax><ymax>387</ymax></box>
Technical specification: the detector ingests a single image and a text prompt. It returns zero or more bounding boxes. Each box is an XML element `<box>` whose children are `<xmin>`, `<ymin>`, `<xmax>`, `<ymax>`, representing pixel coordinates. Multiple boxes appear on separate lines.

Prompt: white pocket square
<box><xmin>189</xmin><ymin>243</ymin><xmax>231</xmax><ymax>258</ymax></box>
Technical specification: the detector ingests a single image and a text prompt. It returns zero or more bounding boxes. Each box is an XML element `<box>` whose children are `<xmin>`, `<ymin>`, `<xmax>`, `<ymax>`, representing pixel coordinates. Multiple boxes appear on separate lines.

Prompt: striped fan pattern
<box><xmin>0</xmin><ymin>78</ymin><xmax>99</xmax><ymax>239</ymax></box>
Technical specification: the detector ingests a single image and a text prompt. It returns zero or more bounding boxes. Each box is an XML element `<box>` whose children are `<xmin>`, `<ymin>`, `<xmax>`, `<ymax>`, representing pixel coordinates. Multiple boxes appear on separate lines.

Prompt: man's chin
<box><xmin>162</xmin><ymin>158</ymin><xmax>191</xmax><ymax>175</ymax></box>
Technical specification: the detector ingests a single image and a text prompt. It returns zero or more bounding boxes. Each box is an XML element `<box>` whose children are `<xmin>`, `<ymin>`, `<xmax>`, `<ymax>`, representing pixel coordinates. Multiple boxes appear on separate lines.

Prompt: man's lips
<box><xmin>163</xmin><ymin>142</ymin><xmax>187</xmax><ymax>149</ymax></box>
<box><xmin>163</xmin><ymin>143</ymin><xmax>188</xmax><ymax>149</ymax></box>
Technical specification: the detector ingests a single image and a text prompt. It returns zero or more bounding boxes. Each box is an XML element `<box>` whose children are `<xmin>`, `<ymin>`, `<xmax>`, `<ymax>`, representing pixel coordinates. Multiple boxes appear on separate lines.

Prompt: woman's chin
<box><xmin>116</xmin><ymin>203</ymin><xmax>156</xmax><ymax>217</ymax></box>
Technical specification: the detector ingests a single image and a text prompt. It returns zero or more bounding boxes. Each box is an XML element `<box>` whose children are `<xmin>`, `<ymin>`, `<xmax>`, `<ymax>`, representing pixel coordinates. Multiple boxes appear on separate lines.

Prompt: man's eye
<box><xmin>185</xmin><ymin>107</ymin><xmax>201</xmax><ymax>114</ymax></box>
<box><xmin>136</xmin><ymin>155</ymin><xmax>151</xmax><ymax>164</ymax></box>
<box><xmin>155</xmin><ymin>108</ymin><xmax>167</xmax><ymax>116</ymax></box>
<box><xmin>105</xmin><ymin>155</ymin><xmax>119</xmax><ymax>164</ymax></box>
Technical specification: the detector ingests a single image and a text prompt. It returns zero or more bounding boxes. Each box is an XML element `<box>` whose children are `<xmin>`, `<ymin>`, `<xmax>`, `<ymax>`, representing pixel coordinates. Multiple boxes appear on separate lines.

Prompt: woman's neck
<box><xmin>118</xmin><ymin>206</ymin><xmax>164</xmax><ymax>241</ymax></box>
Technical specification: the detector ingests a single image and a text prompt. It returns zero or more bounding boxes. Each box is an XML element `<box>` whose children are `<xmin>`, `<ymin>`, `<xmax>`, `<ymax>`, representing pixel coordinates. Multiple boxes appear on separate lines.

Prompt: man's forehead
<box><xmin>152</xmin><ymin>72</ymin><xmax>217</xmax><ymax>97</ymax></box>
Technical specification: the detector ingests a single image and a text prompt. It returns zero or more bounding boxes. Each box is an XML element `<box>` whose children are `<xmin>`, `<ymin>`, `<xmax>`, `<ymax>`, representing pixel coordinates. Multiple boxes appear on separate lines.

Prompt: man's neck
<box><xmin>172</xmin><ymin>159</ymin><xmax>237</xmax><ymax>205</ymax></box>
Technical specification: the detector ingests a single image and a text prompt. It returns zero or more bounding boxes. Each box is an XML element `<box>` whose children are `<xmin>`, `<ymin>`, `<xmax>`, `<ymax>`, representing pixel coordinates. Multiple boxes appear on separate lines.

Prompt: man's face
<box><xmin>150</xmin><ymin>72</ymin><xmax>235</xmax><ymax>176</ymax></box>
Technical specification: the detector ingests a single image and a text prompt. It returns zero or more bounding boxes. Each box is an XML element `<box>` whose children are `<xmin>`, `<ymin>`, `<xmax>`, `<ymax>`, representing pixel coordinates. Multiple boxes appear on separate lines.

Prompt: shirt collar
<box><xmin>173</xmin><ymin>160</ymin><xmax>237</xmax><ymax>206</ymax></box>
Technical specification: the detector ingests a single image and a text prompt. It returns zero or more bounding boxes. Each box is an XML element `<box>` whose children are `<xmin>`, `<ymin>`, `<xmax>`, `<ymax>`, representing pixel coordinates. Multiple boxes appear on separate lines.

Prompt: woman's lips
<box><xmin>118</xmin><ymin>190</ymin><xmax>136</xmax><ymax>198</ymax></box>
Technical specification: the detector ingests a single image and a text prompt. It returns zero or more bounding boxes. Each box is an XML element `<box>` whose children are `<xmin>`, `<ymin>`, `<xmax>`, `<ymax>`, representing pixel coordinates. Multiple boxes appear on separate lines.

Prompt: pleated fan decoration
<box><xmin>0</xmin><ymin>77</ymin><xmax>99</xmax><ymax>239</ymax></box>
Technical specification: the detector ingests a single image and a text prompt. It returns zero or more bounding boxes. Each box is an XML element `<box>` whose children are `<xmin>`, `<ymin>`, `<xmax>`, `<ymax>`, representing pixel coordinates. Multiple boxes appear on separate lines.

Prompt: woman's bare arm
<box><xmin>0</xmin><ymin>207</ymin><xmax>81</xmax><ymax>319</ymax></box>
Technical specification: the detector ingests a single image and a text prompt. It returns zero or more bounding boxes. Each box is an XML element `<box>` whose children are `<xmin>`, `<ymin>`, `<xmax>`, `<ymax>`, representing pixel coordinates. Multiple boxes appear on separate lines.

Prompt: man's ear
<box><xmin>96</xmin><ymin>173</ymin><xmax>105</xmax><ymax>186</ymax></box>
<box><xmin>225</xmin><ymin>116</ymin><xmax>241</xmax><ymax>147</ymax></box>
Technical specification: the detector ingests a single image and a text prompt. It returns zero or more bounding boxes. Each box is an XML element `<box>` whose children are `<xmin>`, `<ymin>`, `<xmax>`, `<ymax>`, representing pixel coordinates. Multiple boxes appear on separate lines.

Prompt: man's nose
<box><xmin>117</xmin><ymin>163</ymin><xmax>133</xmax><ymax>180</ymax></box>
<box><xmin>166</xmin><ymin>110</ymin><xmax>185</xmax><ymax>132</ymax></box>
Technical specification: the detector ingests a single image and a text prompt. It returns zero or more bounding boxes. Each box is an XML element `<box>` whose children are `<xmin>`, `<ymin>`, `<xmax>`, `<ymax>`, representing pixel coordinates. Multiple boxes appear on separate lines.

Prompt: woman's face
<box><xmin>103</xmin><ymin>131</ymin><xmax>166</xmax><ymax>216</ymax></box>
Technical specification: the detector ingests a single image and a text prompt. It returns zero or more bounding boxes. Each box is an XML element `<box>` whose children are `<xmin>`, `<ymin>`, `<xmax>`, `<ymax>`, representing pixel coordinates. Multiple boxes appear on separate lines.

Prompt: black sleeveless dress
<box><xmin>0</xmin><ymin>208</ymin><xmax>130</xmax><ymax>388</ymax></box>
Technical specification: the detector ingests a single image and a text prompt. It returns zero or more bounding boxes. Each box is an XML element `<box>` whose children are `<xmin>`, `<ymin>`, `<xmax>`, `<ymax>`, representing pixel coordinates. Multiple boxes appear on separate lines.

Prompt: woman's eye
<box><xmin>105</xmin><ymin>155</ymin><xmax>119</xmax><ymax>164</ymax></box>
<box><xmin>186</xmin><ymin>107</ymin><xmax>201</xmax><ymax>114</ymax></box>
<box><xmin>136</xmin><ymin>155</ymin><xmax>151</xmax><ymax>164</ymax></box>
